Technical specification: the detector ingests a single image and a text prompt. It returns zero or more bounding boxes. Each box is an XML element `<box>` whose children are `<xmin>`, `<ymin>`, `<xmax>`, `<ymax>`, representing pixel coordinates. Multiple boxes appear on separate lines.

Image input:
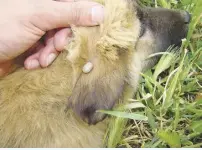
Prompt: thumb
<box><xmin>34</xmin><ymin>0</ymin><xmax>104</xmax><ymax>31</ymax></box>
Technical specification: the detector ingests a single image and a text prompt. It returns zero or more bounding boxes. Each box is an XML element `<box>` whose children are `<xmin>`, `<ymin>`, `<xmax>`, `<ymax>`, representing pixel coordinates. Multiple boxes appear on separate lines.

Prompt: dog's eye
<box><xmin>139</xmin><ymin>24</ymin><xmax>146</xmax><ymax>38</ymax></box>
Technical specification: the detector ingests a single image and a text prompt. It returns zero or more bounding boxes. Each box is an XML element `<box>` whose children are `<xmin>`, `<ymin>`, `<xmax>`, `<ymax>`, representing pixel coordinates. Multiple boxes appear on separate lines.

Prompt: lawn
<box><xmin>103</xmin><ymin>0</ymin><xmax>202</xmax><ymax>148</ymax></box>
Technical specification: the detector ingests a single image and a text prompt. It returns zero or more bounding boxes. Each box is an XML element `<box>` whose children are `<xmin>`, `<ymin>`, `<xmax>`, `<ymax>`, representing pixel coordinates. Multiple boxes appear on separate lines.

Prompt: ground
<box><xmin>103</xmin><ymin>0</ymin><xmax>202</xmax><ymax>148</ymax></box>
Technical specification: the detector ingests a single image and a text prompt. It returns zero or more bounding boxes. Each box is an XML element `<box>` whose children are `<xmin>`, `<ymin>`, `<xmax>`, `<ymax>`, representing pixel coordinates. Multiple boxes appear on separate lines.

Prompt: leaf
<box><xmin>196</xmin><ymin>99</ymin><xmax>202</xmax><ymax>105</ymax></box>
<box><xmin>142</xmin><ymin>93</ymin><xmax>152</xmax><ymax>100</ymax></box>
<box><xmin>106</xmin><ymin>115</ymin><xmax>127</xmax><ymax>148</ymax></box>
<box><xmin>143</xmin><ymin>137</ymin><xmax>162</xmax><ymax>148</ymax></box>
<box><xmin>124</xmin><ymin>102</ymin><xmax>146</xmax><ymax>109</ymax></box>
<box><xmin>140</xmin><ymin>72</ymin><xmax>164</xmax><ymax>92</ymax></box>
<box><xmin>146</xmin><ymin>108</ymin><xmax>157</xmax><ymax>130</ymax></box>
<box><xmin>158</xmin><ymin>130</ymin><xmax>181</xmax><ymax>148</ymax></box>
<box><xmin>162</xmin><ymin>51</ymin><xmax>188</xmax><ymax>113</ymax></box>
<box><xmin>190</xmin><ymin>121</ymin><xmax>202</xmax><ymax>133</ymax></box>
<box><xmin>157</xmin><ymin>0</ymin><xmax>171</xmax><ymax>8</ymax></box>
<box><xmin>173</xmin><ymin>98</ymin><xmax>180</xmax><ymax>130</ymax></box>
<box><xmin>153</xmin><ymin>52</ymin><xmax>176</xmax><ymax>81</ymax></box>
<box><xmin>98</xmin><ymin>110</ymin><xmax>148</xmax><ymax>121</ymax></box>
<box><xmin>145</xmin><ymin>77</ymin><xmax>154</xmax><ymax>93</ymax></box>
<box><xmin>182</xmin><ymin>79</ymin><xmax>199</xmax><ymax>93</ymax></box>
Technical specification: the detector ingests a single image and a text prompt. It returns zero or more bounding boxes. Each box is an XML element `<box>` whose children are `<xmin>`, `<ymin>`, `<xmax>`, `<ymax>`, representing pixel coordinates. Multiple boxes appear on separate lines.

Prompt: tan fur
<box><xmin>0</xmin><ymin>0</ymin><xmax>189</xmax><ymax>148</ymax></box>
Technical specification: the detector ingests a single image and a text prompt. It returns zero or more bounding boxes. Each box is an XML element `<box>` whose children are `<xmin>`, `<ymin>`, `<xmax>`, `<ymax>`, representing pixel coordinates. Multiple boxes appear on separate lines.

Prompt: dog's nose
<box><xmin>184</xmin><ymin>11</ymin><xmax>191</xmax><ymax>24</ymax></box>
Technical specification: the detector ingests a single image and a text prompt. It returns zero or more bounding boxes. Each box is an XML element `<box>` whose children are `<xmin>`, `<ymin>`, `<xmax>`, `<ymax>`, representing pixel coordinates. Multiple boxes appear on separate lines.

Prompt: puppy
<box><xmin>0</xmin><ymin>0</ymin><xmax>190</xmax><ymax>147</ymax></box>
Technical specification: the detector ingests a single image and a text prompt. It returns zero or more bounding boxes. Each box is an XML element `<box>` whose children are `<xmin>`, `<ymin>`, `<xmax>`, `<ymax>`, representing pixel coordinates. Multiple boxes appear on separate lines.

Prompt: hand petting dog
<box><xmin>0</xmin><ymin>0</ymin><xmax>104</xmax><ymax>76</ymax></box>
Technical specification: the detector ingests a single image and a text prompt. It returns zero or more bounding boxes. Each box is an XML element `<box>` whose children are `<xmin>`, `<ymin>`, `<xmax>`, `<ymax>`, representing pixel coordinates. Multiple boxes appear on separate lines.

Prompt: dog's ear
<box><xmin>67</xmin><ymin>68</ymin><xmax>125</xmax><ymax>125</ymax></box>
<box><xmin>65</xmin><ymin>0</ymin><xmax>142</xmax><ymax>125</ymax></box>
<box><xmin>65</xmin><ymin>26</ymin><xmax>133</xmax><ymax>125</ymax></box>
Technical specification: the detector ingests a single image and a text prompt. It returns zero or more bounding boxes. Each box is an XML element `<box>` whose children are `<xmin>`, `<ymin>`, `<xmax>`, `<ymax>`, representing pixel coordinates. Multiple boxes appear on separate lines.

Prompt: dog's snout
<box><xmin>183</xmin><ymin>11</ymin><xmax>191</xmax><ymax>24</ymax></box>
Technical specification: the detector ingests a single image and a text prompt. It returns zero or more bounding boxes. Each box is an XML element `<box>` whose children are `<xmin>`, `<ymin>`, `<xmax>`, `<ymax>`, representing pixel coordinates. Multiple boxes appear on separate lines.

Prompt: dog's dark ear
<box><xmin>67</xmin><ymin>69</ymin><xmax>125</xmax><ymax>125</ymax></box>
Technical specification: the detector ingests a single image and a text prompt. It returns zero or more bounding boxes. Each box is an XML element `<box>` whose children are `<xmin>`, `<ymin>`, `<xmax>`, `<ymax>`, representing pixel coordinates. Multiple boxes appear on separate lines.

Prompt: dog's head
<box><xmin>65</xmin><ymin>0</ymin><xmax>190</xmax><ymax>125</ymax></box>
<box><xmin>136</xmin><ymin>4</ymin><xmax>190</xmax><ymax>52</ymax></box>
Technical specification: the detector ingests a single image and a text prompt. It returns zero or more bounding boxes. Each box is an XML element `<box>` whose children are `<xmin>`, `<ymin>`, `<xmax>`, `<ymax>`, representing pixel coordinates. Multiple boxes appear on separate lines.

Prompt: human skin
<box><xmin>0</xmin><ymin>0</ymin><xmax>104</xmax><ymax>76</ymax></box>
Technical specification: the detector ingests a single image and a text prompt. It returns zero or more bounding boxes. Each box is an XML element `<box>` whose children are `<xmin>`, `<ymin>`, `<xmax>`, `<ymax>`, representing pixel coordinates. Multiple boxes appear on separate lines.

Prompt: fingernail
<box><xmin>46</xmin><ymin>53</ymin><xmax>57</xmax><ymax>67</ymax></box>
<box><xmin>82</xmin><ymin>62</ymin><xmax>93</xmax><ymax>74</ymax></box>
<box><xmin>27</xmin><ymin>59</ymin><xmax>40</xmax><ymax>69</ymax></box>
<box><xmin>91</xmin><ymin>5</ymin><xmax>104</xmax><ymax>24</ymax></box>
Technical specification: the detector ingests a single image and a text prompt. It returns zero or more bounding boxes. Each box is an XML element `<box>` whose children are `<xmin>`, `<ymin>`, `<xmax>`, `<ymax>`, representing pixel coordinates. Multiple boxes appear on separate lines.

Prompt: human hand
<box><xmin>0</xmin><ymin>0</ymin><xmax>104</xmax><ymax>76</ymax></box>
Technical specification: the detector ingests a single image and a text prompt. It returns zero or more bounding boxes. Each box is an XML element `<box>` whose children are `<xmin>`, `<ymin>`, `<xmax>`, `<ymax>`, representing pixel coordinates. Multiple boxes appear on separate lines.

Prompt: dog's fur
<box><xmin>0</xmin><ymin>0</ymin><xmax>189</xmax><ymax>147</ymax></box>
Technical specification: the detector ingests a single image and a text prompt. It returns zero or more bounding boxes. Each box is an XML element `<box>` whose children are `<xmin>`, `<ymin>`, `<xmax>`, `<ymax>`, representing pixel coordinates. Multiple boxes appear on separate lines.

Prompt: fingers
<box><xmin>25</xmin><ymin>28</ymin><xmax>72</xmax><ymax>69</ymax></box>
<box><xmin>54</xmin><ymin>28</ymin><xmax>72</xmax><ymax>51</ymax></box>
<box><xmin>25</xmin><ymin>30</ymin><xmax>56</xmax><ymax>69</ymax></box>
<box><xmin>24</xmin><ymin>42</ymin><xmax>57</xmax><ymax>69</ymax></box>
<box><xmin>24</xmin><ymin>43</ymin><xmax>44</xmax><ymax>69</ymax></box>
<box><xmin>25</xmin><ymin>0</ymin><xmax>104</xmax><ymax>70</ymax></box>
<box><xmin>39</xmin><ymin>40</ymin><xmax>59</xmax><ymax>68</ymax></box>
<box><xmin>35</xmin><ymin>0</ymin><xmax>104</xmax><ymax>31</ymax></box>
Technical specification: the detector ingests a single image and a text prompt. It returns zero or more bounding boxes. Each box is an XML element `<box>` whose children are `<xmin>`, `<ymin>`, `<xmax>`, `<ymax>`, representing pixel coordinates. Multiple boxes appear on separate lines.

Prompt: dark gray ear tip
<box><xmin>87</xmin><ymin>112</ymin><xmax>107</xmax><ymax>125</ymax></box>
<box><xmin>72</xmin><ymin>103</ymin><xmax>107</xmax><ymax>125</ymax></box>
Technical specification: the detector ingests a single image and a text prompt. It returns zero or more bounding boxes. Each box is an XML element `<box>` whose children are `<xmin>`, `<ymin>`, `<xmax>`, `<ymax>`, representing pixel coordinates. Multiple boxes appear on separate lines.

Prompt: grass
<box><xmin>103</xmin><ymin>0</ymin><xmax>202</xmax><ymax>148</ymax></box>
